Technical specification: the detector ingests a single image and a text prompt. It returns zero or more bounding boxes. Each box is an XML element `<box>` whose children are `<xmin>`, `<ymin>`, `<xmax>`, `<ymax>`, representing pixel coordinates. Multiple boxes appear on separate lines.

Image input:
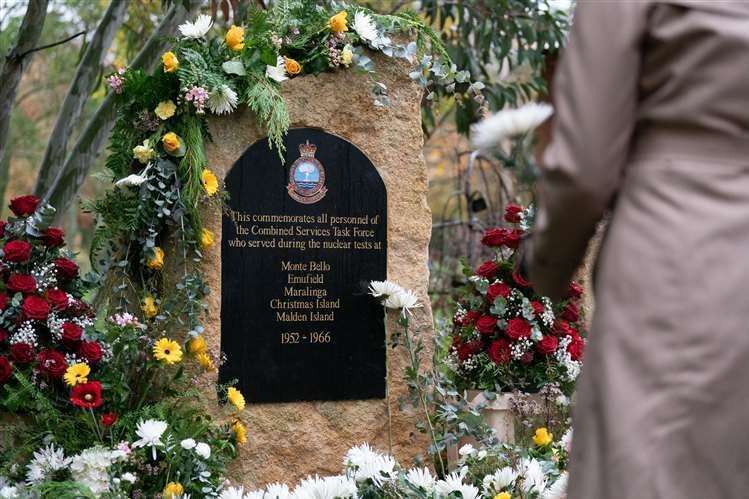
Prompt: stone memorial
<box><xmin>200</xmin><ymin>55</ymin><xmax>433</xmax><ymax>486</ymax></box>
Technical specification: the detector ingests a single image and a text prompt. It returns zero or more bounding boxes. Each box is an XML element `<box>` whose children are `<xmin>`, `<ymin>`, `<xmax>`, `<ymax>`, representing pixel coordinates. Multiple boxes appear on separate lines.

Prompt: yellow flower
<box><xmin>161</xmin><ymin>132</ymin><xmax>182</xmax><ymax>154</ymax></box>
<box><xmin>196</xmin><ymin>352</ymin><xmax>215</xmax><ymax>371</ymax></box>
<box><xmin>231</xmin><ymin>419</ymin><xmax>247</xmax><ymax>444</ymax></box>
<box><xmin>494</xmin><ymin>493</ymin><xmax>512</xmax><ymax>499</ymax></box>
<box><xmin>284</xmin><ymin>57</ymin><xmax>301</xmax><ymax>76</ymax></box>
<box><xmin>163</xmin><ymin>482</ymin><xmax>184</xmax><ymax>498</ymax></box>
<box><xmin>341</xmin><ymin>45</ymin><xmax>353</xmax><ymax>67</ymax></box>
<box><xmin>132</xmin><ymin>140</ymin><xmax>155</xmax><ymax>164</ymax></box>
<box><xmin>154</xmin><ymin>100</ymin><xmax>176</xmax><ymax>120</ymax></box>
<box><xmin>141</xmin><ymin>295</ymin><xmax>158</xmax><ymax>319</ymax></box>
<box><xmin>533</xmin><ymin>427</ymin><xmax>553</xmax><ymax>447</ymax></box>
<box><xmin>147</xmin><ymin>246</ymin><xmax>164</xmax><ymax>271</ymax></box>
<box><xmin>227</xmin><ymin>386</ymin><xmax>246</xmax><ymax>410</ymax></box>
<box><xmin>199</xmin><ymin>228</ymin><xmax>215</xmax><ymax>249</ymax></box>
<box><xmin>187</xmin><ymin>335</ymin><xmax>208</xmax><ymax>355</ymax></box>
<box><xmin>162</xmin><ymin>51</ymin><xmax>179</xmax><ymax>73</ymax></box>
<box><xmin>201</xmin><ymin>169</ymin><xmax>219</xmax><ymax>196</ymax></box>
<box><xmin>63</xmin><ymin>363</ymin><xmax>90</xmax><ymax>386</ymax></box>
<box><xmin>225</xmin><ymin>25</ymin><xmax>245</xmax><ymax>52</ymax></box>
<box><xmin>329</xmin><ymin>11</ymin><xmax>348</xmax><ymax>33</ymax></box>
<box><xmin>153</xmin><ymin>338</ymin><xmax>183</xmax><ymax>365</ymax></box>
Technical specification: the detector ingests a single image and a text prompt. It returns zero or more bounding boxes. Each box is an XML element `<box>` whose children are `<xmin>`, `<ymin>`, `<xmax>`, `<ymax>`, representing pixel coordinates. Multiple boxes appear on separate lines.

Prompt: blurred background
<box><xmin>0</xmin><ymin>0</ymin><xmax>570</xmax><ymax>317</ymax></box>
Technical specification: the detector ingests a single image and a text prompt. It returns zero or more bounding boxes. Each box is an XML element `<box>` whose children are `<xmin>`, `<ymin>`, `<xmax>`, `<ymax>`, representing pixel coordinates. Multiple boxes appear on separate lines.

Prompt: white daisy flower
<box><xmin>179</xmin><ymin>14</ymin><xmax>213</xmax><ymax>39</ymax></box>
<box><xmin>208</xmin><ymin>85</ymin><xmax>238</xmax><ymax>115</ymax></box>
<box><xmin>265</xmin><ymin>56</ymin><xmax>288</xmax><ymax>83</ymax></box>
<box><xmin>405</xmin><ymin>467</ymin><xmax>435</xmax><ymax>491</ymax></box>
<box><xmin>353</xmin><ymin>11</ymin><xmax>379</xmax><ymax>44</ymax></box>
<box><xmin>471</xmin><ymin>102</ymin><xmax>554</xmax><ymax>150</ymax></box>
<box><xmin>131</xmin><ymin>419</ymin><xmax>168</xmax><ymax>460</ymax></box>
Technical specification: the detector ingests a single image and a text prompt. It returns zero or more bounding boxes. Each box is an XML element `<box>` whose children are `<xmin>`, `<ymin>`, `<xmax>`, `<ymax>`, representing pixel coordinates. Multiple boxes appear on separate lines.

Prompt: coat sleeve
<box><xmin>527</xmin><ymin>1</ymin><xmax>650</xmax><ymax>300</ymax></box>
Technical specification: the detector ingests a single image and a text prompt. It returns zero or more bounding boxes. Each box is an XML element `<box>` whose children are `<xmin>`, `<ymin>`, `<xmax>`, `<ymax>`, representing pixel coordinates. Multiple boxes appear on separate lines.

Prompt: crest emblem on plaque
<box><xmin>287</xmin><ymin>140</ymin><xmax>327</xmax><ymax>204</ymax></box>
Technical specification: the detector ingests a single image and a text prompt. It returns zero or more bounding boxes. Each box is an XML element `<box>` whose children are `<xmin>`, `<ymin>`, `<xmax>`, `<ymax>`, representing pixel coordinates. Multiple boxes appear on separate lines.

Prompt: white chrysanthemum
<box><xmin>195</xmin><ymin>442</ymin><xmax>211</xmax><ymax>459</ymax></box>
<box><xmin>471</xmin><ymin>102</ymin><xmax>554</xmax><ymax>150</ymax></box>
<box><xmin>69</xmin><ymin>447</ymin><xmax>122</xmax><ymax>495</ymax></box>
<box><xmin>353</xmin><ymin>11</ymin><xmax>378</xmax><ymax>43</ymax></box>
<box><xmin>560</xmin><ymin>428</ymin><xmax>573</xmax><ymax>453</ymax></box>
<box><xmin>219</xmin><ymin>486</ymin><xmax>250</xmax><ymax>499</ymax></box>
<box><xmin>115</xmin><ymin>173</ymin><xmax>148</xmax><ymax>187</ymax></box>
<box><xmin>368</xmin><ymin>280</ymin><xmax>404</xmax><ymax>299</ymax></box>
<box><xmin>384</xmin><ymin>289</ymin><xmax>422</xmax><ymax>315</ymax></box>
<box><xmin>208</xmin><ymin>85</ymin><xmax>238</xmax><ymax>115</ymax></box>
<box><xmin>292</xmin><ymin>475</ymin><xmax>357</xmax><ymax>499</ymax></box>
<box><xmin>132</xmin><ymin>419</ymin><xmax>168</xmax><ymax>460</ymax></box>
<box><xmin>405</xmin><ymin>467</ymin><xmax>435</xmax><ymax>491</ymax></box>
<box><xmin>0</xmin><ymin>486</ymin><xmax>19</xmax><ymax>499</ymax></box>
<box><xmin>520</xmin><ymin>458</ymin><xmax>548</xmax><ymax>494</ymax></box>
<box><xmin>344</xmin><ymin>444</ymin><xmax>396</xmax><ymax>484</ymax></box>
<box><xmin>542</xmin><ymin>472</ymin><xmax>568</xmax><ymax>499</ymax></box>
<box><xmin>26</xmin><ymin>444</ymin><xmax>71</xmax><ymax>485</ymax></box>
<box><xmin>482</xmin><ymin>467</ymin><xmax>519</xmax><ymax>494</ymax></box>
<box><xmin>179</xmin><ymin>14</ymin><xmax>213</xmax><ymax>39</ymax></box>
<box><xmin>266</xmin><ymin>56</ymin><xmax>288</xmax><ymax>83</ymax></box>
<box><xmin>120</xmin><ymin>472</ymin><xmax>137</xmax><ymax>483</ymax></box>
<box><xmin>434</xmin><ymin>469</ymin><xmax>469</xmax><ymax>497</ymax></box>
<box><xmin>265</xmin><ymin>482</ymin><xmax>291</xmax><ymax>498</ymax></box>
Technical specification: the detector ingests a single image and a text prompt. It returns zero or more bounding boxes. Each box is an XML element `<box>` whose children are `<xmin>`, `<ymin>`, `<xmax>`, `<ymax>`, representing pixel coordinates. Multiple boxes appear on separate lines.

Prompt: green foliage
<box><xmin>242</xmin><ymin>74</ymin><xmax>290</xmax><ymax>158</ymax></box>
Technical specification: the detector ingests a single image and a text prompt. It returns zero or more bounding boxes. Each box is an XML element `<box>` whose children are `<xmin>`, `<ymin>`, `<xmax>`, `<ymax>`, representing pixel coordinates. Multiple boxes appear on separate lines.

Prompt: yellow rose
<box><xmin>284</xmin><ymin>57</ymin><xmax>301</xmax><ymax>76</ymax></box>
<box><xmin>187</xmin><ymin>335</ymin><xmax>208</xmax><ymax>355</ymax></box>
<box><xmin>201</xmin><ymin>169</ymin><xmax>219</xmax><ymax>196</ymax></box>
<box><xmin>163</xmin><ymin>482</ymin><xmax>184</xmax><ymax>498</ymax></box>
<box><xmin>162</xmin><ymin>51</ymin><xmax>179</xmax><ymax>73</ymax></box>
<box><xmin>196</xmin><ymin>352</ymin><xmax>216</xmax><ymax>371</ymax></box>
<box><xmin>232</xmin><ymin>419</ymin><xmax>248</xmax><ymax>444</ymax></box>
<box><xmin>147</xmin><ymin>246</ymin><xmax>164</xmax><ymax>270</ymax></box>
<box><xmin>329</xmin><ymin>11</ymin><xmax>348</xmax><ymax>33</ymax></box>
<box><xmin>341</xmin><ymin>45</ymin><xmax>353</xmax><ymax>67</ymax></box>
<box><xmin>199</xmin><ymin>228</ymin><xmax>215</xmax><ymax>249</ymax></box>
<box><xmin>132</xmin><ymin>140</ymin><xmax>155</xmax><ymax>164</ymax></box>
<box><xmin>533</xmin><ymin>427</ymin><xmax>553</xmax><ymax>447</ymax></box>
<box><xmin>494</xmin><ymin>493</ymin><xmax>512</xmax><ymax>499</ymax></box>
<box><xmin>154</xmin><ymin>100</ymin><xmax>176</xmax><ymax>120</ymax></box>
<box><xmin>141</xmin><ymin>295</ymin><xmax>158</xmax><ymax>319</ymax></box>
<box><xmin>225</xmin><ymin>25</ymin><xmax>245</xmax><ymax>52</ymax></box>
<box><xmin>161</xmin><ymin>132</ymin><xmax>182</xmax><ymax>154</ymax></box>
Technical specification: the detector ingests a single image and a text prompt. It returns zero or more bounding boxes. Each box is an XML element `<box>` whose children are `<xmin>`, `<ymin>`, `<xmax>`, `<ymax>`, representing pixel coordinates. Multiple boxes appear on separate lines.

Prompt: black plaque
<box><xmin>220</xmin><ymin>128</ymin><xmax>387</xmax><ymax>403</ymax></box>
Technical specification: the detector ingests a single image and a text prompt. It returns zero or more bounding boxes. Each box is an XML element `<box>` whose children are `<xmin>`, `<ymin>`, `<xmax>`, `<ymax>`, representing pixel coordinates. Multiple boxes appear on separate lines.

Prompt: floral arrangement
<box><xmin>0</xmin><ymin>197</ymin><xmax>248</xmax><ymax>497</ymax></box>
<box><xmin>446</xmin><ymin>203</ymin><xmax>586</xmax><ymax>395</ymax></box>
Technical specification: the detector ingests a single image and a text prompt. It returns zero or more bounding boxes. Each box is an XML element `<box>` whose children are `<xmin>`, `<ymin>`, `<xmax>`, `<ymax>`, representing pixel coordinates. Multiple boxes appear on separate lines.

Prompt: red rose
<box><xmin>10</xmin><ymin>343</ymin><xmax>34</xmax><ymax>364</ymax></box>
<box><xmin>42</xmin><ymin>227</ymin><xmax>65</xmax><ymax>248</ymax></box>
<box><xmin>6</xmin><ymin>274</ymin><xmax>36</xmax><ymax>294</ymax></box>
<box><xmin>486</xmin><ymin>282</ymin><xmax>511</xmax><ymax>303</ymax></box>
<box><xmin>552</xmin><ymin>320</ymin><xmax>577</xmax><ymax>338</ymax></box>
<box><xmin>0</xmin><ymin>329</ymin><xmax>7</xmax><ymax>343</ymax></box>
<box><xmin>101</xmin><ymin>412</ymin><xmax>118</xmax><ymax>427</ymax></box>
<box><xmin>531</xmin><ymin>301</ymin><xmax>545</xmax><ymax>316</ymax></box>
<box><xmin>456</xmin><ymin>340</ymin><xmax>482</xmax><ymax>362</ymax></box>
<box><xmin>463</xmin><ymin>310</ymin><xmax>481</xmax><ymax>326</ymax></box>
<box><xmin>0</xmin><ymin>294</ymin><xmax>8</xmax><ymax>311</ymax></box>
<box><xmin>503</xmin><ymin>229</ymin><xmax>523</xmax><ymax>250</ymax></box>
<box><xmin>61</xmin><ymin>322</ymin><xmax>83</xmax><ymax>346</ymax></box>
<box><xmin>0</xmin><ymin>221</ymin><xmax>6</xmax><ymax>238</ymax></box>
<box><xmin>520</xmin><ymin>351</ymin><xmax>535</xmax><ymax>364</ymax></box>
<box><xmin>0</xmin><ymin>356</ymin><xmax>11</xmax><ymax>384</ymax></box>
<box><xmin>512</xmin><ymin>269</ymin><xmax>531</xmax><ymax>287</ymax></box>
<box><xmin>70</xmin><ymin>380</ymin><xmax>103</xmax><ymax>409</ymax></box>
<box><xmin>476</xmin><ymin>261</ymin><xmax>498</xmax><ymax>279</ymax></box>
<box><xmin>488</xmin><ymin>339</ymin><xmax>511</xmax><ymax>365</ymax></box>
<box><xmin>568</xmin><ymin>336</ymin><xmax>585</xmax><ymax>361</ymax></box>
<box><xmin>78</xmin><ymin>340</ymin><xmax>103</xmax><ymax>364</ymax></box>
<box><xmin>37</xmin><ymin>349</ymin><xmax>67</xmax><ymax>378</ymax></box>
<box><xmin>567</xmin><ymin>281</ymin><xmax>583</xmax><ymax>299</ymax></box>
<box><xmin>47</xmin><ymin>288</ymin><xmax>69</xmax><ymax>311</ymax></box>
<box><xmin>3</xmin><ymin>240</ymin><xmax>31</xmax><ymax>263</ymax></box>
<box><xmin>54</xmin><ymin>258</ymin><xmax>79</xmax><ymax>280</ymax></box>
<box><xmin>562</xmin><ymin>302</ymin><xmax>580</xmax><ymax>323</ymax></box>
<box><xmin>9</xmin><ymin>195</ymin><xmax>40</xmax><ymax>216</ymax></box>
<box><xmin>22</xmin><ymin>295</ymin><xmax>49</xmax><ymax>320</ymax></box>
<box><xmin>537</xmin><ymin>335</ymin><xmax>559</xmax><ymax>355</ymax></box>
<box><xmin>476</xmin><ymin>315</ymin><xmax>498</xmax><ymax>335</ymax></box>
<box><xmin>505</xmin><ymin>317</ymin><xmax>532</xmax><ymax>340</ymax></box>
<box><xmin>481</xmin><ymin>228</ymin><xmax>508</xmax><ymax>247</ymax></box>
<box><xmin>504</xmin><ymin>203</ymin><xmax>523</xmax><ymax>223</ymax></box>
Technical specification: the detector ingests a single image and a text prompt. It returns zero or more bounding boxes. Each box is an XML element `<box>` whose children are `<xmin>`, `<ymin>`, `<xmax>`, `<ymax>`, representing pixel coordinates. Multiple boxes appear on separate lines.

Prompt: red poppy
<box><xmin>70</xmin><ymin>380</ymin><xmax>103</xmax><ymax>409</ymax></box>
<box><xmin>101</xmin><ymin>412</ymin><xmax>118</xmax><ymax>427</ymax></box>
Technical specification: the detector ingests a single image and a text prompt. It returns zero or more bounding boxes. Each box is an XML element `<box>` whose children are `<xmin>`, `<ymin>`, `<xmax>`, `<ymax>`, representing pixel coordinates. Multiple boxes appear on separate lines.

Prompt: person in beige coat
<box><xmin>525</xmin><ymin>1</ymin><xmax>749</xmax><ymax>498</ymax></box>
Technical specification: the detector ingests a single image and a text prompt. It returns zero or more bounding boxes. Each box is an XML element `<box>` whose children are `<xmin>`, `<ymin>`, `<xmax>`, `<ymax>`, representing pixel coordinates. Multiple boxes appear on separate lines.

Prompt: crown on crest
<box><xmin>298</xmin><ymin>140</ymin><xmax>317</xmax><ymax>158</ymax></box>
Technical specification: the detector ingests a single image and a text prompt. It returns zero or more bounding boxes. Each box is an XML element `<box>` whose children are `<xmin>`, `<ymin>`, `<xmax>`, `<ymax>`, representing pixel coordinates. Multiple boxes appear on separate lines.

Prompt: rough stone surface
<box><xmin>200</xmin><ymin>54</ymin><xmax>433</xmax><ymax>487</ymax></box>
